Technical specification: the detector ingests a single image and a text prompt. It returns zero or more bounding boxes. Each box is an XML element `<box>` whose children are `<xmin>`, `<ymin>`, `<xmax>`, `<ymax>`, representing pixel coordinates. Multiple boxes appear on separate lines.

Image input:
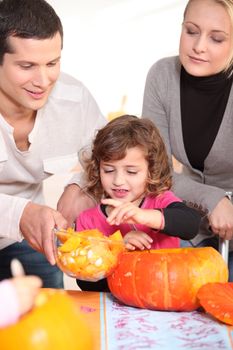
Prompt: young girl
<box><xmin>75</xmin><ymin>115</ymin><xmax>201</xmax><ymax>291</ymax></box>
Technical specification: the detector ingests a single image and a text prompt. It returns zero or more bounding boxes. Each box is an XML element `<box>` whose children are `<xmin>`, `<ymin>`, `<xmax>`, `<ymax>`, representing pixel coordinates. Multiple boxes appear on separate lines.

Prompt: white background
<box><xmin>47</xmin><ymin>0</ymin><xmax>187</xmax><ymax>117</ymax></box>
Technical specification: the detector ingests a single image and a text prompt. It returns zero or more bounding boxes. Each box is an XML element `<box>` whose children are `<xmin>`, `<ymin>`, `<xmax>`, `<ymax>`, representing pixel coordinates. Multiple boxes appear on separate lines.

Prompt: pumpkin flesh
<box><xmin>197</xmin><ymin>282</ymin><xmax>233</xmax><ymax>325</ymax></box>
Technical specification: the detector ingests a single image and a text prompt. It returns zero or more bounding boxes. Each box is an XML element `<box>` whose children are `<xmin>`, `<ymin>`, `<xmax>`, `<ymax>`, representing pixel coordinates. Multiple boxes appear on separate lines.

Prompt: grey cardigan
<box><xmin>142</xmin><ymin>56</ymin><xmax>233</xmax><ymax>246</ymax></box>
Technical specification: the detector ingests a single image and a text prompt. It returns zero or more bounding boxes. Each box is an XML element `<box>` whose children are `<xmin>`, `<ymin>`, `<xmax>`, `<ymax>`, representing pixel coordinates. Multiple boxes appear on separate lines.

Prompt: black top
<box><xmin>101</xmin><ymin>200</ymin><xmax>201</xmax><ymax>240</ymax></box>
<box><xmin>180</xmin><ymin>67</ymin><xmax>233</xmax><ymax>171</ymax></box>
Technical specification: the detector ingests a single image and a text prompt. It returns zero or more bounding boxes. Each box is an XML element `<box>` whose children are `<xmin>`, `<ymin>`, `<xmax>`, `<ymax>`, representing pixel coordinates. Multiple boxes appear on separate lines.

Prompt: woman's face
<box><xmin>179</xmin><ymin>0</ymin><xmax>232</xmax><ymax>76</ymax></box>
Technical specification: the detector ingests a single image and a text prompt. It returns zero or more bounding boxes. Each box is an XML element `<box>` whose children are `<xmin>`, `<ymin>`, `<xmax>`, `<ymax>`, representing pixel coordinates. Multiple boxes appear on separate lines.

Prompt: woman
<box><xmin>142</xmin><ymin>0</ymin><xmax>233</xmax><ymax>279</ymax></box>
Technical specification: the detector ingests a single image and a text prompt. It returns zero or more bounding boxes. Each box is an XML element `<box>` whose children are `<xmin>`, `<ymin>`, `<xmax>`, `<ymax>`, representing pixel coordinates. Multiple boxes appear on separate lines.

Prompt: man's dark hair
<box><xmin>0</xmin><ymin>0</ymin><xmax>63</xmax><ymax>64</ymax></box>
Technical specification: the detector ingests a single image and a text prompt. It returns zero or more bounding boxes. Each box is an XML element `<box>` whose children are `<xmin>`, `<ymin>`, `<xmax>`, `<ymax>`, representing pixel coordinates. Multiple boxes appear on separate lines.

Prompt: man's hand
<box><xmin>20</xmin><ymin>202</ymin><xmax>67</xmax><ymax>265</ymax></box>
<box><xmin>57</xmin><ymin>184</ymin><xmax>96</xmax><ymax>228</ymax></box>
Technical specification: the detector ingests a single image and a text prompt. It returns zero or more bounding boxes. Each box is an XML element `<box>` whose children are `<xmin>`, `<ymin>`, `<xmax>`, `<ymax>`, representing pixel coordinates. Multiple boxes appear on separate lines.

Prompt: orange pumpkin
<box><xmin>0</xmin><ymin>289</ymin><xmax>93</xmax><ymax>350</ymax></box>
<box><xmin>107</xmin><ymin>247</ymin><xmax>228</xmax><ymax>311</ymax></box>
<box><xmin>197</xmin><ymin>282</ymin><xmax>233</xmax><ymax>325</ymax></box>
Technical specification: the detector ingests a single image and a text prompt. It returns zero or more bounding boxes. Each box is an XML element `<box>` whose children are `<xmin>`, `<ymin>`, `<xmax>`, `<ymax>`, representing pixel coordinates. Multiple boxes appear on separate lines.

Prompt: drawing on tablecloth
<box><xmin>103</xmin><ymin>294</ymin><xmax>233</xmax><ymax>350</ymax></box>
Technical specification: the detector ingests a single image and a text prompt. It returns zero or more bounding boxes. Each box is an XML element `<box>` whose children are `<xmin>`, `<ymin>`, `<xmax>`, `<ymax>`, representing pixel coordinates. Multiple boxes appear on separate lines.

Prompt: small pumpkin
<box><xmin>197</xmin><ymin>282</ymin><xmax>233</xmax><ymax>325</ymax></box>
<box><xmin>0</xmin><ymin>289</ymin><xmax>93</xmax><ymax>350</ymax></box>
<box><xmin>107</xmin><ymin>247</ymin><xmax>228</xmax><ymax>311</ymax></box>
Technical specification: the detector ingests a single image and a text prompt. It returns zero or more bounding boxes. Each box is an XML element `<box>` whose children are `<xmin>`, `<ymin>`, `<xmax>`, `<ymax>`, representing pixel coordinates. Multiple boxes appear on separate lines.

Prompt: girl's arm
<box><xmin>161</xmin><ymin>202</ymin><xmax>201</xmax><ymax>239</ymax></box>
<box><xmin>102</xmin><ymin>199</ymin><xmax>201</xmax><ymax>240</ymax></box>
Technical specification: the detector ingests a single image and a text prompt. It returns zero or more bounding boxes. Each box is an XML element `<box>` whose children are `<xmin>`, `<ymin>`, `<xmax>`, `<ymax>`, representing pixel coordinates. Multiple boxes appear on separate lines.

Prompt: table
<box><xmin>68</xmin><ymin>291</ymin><xmax>233</xmax><ymax>350</ymax></box>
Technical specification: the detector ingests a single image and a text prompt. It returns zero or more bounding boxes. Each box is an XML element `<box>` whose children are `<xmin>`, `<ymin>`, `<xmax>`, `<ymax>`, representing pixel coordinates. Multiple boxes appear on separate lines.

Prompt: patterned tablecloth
<box><xmin>68</xmin><ymin>291</ymin><xmax>233</xmax><ymax>350</ymax></box>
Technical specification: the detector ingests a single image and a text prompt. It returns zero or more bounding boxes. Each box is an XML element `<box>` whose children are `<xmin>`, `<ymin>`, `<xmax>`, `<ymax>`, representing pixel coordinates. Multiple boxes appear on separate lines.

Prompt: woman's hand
<box><xmin>124</xmin><ymin>230</ymin><xmax>153</xmax><ymax>250</ymax></box>
<box><xmin>209</xmin><ymin>197</ymin><xmax>233</xmax><ymax>240</ymax></box>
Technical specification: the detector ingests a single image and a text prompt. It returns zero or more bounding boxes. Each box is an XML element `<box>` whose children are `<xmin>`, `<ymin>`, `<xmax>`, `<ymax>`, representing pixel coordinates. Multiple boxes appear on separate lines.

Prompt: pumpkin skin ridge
<box><xmin>107</xmin><ymin>251</ymin><xmax>141</xmax><ymax>307</ymax></box>
<box><xmin>133</xmin><ymin>250</ymin><xmax>162</xmax><ymax>309</ymax></box>
<box><xmin>163</xmin><ymin>253</ymin><xmax>185</xmax><ymax>310</ymax></box>
<box><xmin>163</xmin><ymin>256</ymin><xmax>172</xmax><ymax>309</ymax></box>
<box><xmin>107</xmin><ymin>247</ymin><xmax>228</xmax><ymax>311</ymax></box>
<box><xmin>137</xmin><ymin>254</ymin><xmax>171</xmax><ymax>310</ymax></box>
<box><xmin>130</xmin><ymin>250</ymin><xmax>197</xmax><ymax>311</ymax></box>
<box><xmin>116</xmin><ymin>251</ymin><xmax>138</xmax><ymax>306</ymax></box>
<box><xmin>133</xmin><ymin>252</ymin><xmax>150</xmax><ymax>308</ymax></box>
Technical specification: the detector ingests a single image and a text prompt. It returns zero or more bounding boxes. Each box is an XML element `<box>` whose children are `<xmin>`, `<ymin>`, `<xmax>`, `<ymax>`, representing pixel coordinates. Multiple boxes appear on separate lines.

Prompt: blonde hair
<box><xmin>184</xmin><ymin>0</ymin><xmax>233</xmax><ymax>73</ymax></box>
<box><xmin>81</xmin><ymin>115</ymin><xmax>172</xmax><ymax>201</ymax></box>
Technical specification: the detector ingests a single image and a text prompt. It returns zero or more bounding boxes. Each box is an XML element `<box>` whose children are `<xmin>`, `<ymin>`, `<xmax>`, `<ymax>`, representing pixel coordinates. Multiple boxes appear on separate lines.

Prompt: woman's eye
<box><xmin>211</xmin><ymin>37</ymin><xmax>224</xmax><ymax>43</ymax></box>
<box><xmin>104</xmin><ymin>169</ymin><xmax>114</xmax><ymax>173</ymax></box>
<box><xmin>186</xmin><ymin>29</ymin><xmax>198</xmax><ymax>35</ymax></box>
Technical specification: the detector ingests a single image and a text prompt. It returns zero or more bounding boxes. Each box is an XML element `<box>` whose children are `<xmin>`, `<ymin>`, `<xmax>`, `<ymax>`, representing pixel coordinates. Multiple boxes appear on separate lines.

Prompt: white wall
<box><xmin>47</xmin><ymin>0</ymin><xmax>187</xmax><ymax>116</ymax></box>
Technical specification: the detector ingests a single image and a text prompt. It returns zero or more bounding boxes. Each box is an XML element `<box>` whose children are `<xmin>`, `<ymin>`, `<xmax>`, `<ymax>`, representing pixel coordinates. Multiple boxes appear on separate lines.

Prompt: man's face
<box><xmin>0</xmin><ymin>32</ymin><xmax>62</xmax><ymax>114</ymax></box>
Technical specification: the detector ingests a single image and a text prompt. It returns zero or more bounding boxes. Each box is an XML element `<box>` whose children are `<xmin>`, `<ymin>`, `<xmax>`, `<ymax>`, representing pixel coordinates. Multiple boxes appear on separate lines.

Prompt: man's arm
<box><xmin>0</xmin><ymin>194</ymin><xmax>67</xmax><ymax>265</ymax></box>
<box><xmin>57</xmin><ymin>184</ymin><xmax>96</xmax><ymax>228</ymax></box>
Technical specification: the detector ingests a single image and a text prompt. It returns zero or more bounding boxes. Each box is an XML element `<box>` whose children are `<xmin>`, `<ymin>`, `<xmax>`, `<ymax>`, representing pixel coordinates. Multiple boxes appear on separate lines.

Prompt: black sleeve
<box><xmin>159</xmin><ymin>202</ymin><xmax>201</xmax><ymax>240</ymax></box>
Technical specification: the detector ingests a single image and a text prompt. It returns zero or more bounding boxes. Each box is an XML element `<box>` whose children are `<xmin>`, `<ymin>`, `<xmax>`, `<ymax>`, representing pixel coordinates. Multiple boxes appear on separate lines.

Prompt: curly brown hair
<box><xmin>81</xmin><ymin>115</ymin><xmax>172</xmax><ymax>201</ymax></box>
<box><xmin>0</xmin><ymin>0</ymin><xmax>63</xmax><ymax>65</ymax></box>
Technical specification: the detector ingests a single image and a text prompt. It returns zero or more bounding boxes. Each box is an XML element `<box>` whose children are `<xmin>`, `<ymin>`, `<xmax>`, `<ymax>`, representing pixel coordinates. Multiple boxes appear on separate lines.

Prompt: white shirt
<box><xmin>0</xmin><ymin>72</ymin><xmax>106</xmax><ymax>249</ymax></box>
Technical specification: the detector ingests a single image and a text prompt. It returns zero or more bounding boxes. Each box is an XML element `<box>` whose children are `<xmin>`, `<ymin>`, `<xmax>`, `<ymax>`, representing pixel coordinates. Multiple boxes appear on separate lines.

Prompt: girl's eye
<box><xmin>104</xmin><ymin>169</ymin><xmax>114</xmax><ymax>173</ymax></box>
<box><xmin>127</xmin><ymin>171</ymin><xmax>137</xmax><ymax>175</ymax></box>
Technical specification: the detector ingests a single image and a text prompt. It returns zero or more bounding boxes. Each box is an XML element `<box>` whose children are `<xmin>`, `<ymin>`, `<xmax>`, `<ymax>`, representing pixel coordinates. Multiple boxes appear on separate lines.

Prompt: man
<box><xmin>0</xmin><ymin>0</ymin><xmax>106</xmax><ymax>288</ymax></box>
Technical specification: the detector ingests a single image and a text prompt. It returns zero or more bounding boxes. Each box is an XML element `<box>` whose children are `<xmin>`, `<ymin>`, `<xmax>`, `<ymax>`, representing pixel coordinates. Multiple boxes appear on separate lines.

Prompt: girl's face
<box><xmin>179</xmin><ymin>0</ymin><xmax>232</xmax><ymax>76</ymax></box>
<box><xmin>100</xmin><ymin>146</ymin><xmax>149</xmax><ymax>205</ymax></box>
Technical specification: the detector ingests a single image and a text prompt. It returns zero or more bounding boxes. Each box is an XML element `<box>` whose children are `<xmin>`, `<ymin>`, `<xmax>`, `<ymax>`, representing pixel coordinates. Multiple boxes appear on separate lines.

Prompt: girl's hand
<box><xmin>124</xmin><ymin>231</ymin><xmax>153</xmax><ymax>250</ymax></box>
<box><xmin>209</xmin><ymin>197</ymin><xmax>233</xmax><ymax>240</ymax></box>
<box><xmin>102</xmin><ymin>198</ymin><xmax>147</xmax><ymax>226</ymax></box>
<box><xmin>102</xmin><ymin>198</ymin><xmax>163</xmax><ymax>229</ymax></box>
<box><xmin>12</xmin><ymin>276</ymin><xmax>42</xmax><ymax>316</ymax></box>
